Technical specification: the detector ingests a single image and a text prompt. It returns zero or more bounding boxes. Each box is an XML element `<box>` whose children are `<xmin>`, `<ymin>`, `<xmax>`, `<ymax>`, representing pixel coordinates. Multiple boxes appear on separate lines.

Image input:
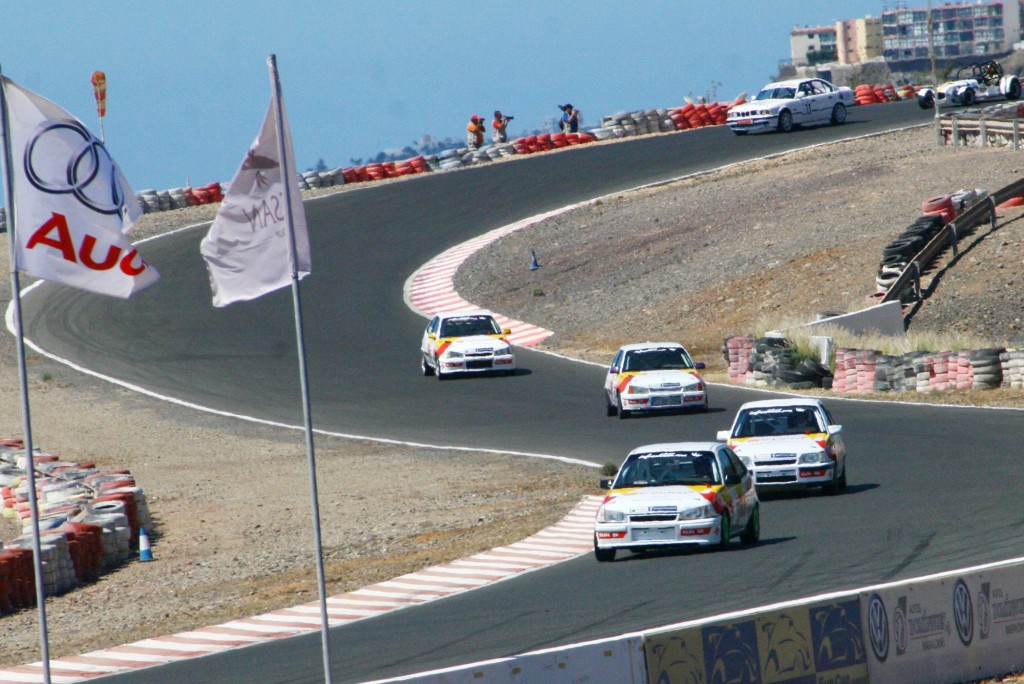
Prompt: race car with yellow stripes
<box><xmin>716</xmin><ymin>398</ymin><xmax>848</xmax><ymax>494</ymax></box>
<box><xmin>604</xmin><ymin>342</ymin><xmax>707</xmax><ymax>418</ymax></box>
<box><xmin>594</xmin><ymin>442</ymin><xmax>760</xmax><ymax>562</ymax></box>
<box><xmin>421</xmin><ymin>309</ymin><xmax>515</xmax><ymax>380</ymax></box>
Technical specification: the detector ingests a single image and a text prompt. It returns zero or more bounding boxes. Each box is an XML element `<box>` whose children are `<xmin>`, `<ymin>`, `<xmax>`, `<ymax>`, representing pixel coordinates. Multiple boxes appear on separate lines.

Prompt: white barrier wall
<box><xmin>863</xmin><ymin>564</ymin><xmax>1024</xmax><ymax>683</ymax></box>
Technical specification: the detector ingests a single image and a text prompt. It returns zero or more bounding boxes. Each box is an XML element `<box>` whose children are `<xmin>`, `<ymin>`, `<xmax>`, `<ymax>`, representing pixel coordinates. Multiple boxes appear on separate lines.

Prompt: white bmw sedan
<box><xmin>594</xmin><ymin>442</ymin><xmax>760</xmax><ymax>562</ymax></box>
<box><xmin>421</xmin><ymin>309</ymin><xmax>515</xmax><ymax>380</ymax></box>
<box><xmin>727</xmin><ymin>78</ymin><xmax>855</xmax><ymax>135</ymax></box>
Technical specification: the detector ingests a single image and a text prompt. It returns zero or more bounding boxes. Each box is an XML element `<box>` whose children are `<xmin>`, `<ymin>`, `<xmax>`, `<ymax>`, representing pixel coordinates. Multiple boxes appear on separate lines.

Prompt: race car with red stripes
<box><xmin>604</xmin><ymin>342</ymin><xmax>707</xmax><ymax>418</ymax></box>
<box><xmin>594</xmin><ymin>442</ymin><xmax>760</xmax><ymax>562</ymax></box>
<box><xmin>716</xmin><ymin>398</ymin><xmax>848</xmax><ymax>494</ymax></box>
<box><xmin>421</xmin><ymin>309</ymin><xmax>515</xmax><ymax>379</ymax></box>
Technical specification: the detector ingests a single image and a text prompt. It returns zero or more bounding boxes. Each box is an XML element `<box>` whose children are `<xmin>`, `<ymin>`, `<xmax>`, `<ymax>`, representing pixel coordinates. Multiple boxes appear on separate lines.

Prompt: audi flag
<box><xmin>0</xmin><ymin>76</ymin><xmax>159</xmax><ymax>298</ymax></box>
<box><xmin>200</xmin><ymin>93</ymin><xmax>310</xmax><ymax>307</ymax></box>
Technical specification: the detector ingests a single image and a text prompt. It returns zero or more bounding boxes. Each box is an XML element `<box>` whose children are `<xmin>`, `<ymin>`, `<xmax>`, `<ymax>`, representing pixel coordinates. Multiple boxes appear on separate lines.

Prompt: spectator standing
<box><xmin>466</xmin><ymin>114</ymin><xmax>484</xmax><ymax>150</ymax></box>
<box><xmin>560</xmin><ymin>104</ymin><xmax>580</xmax><ymax>133</ymax></box>
<box><xmin>492</xmin><ymin>110</ymin><xmax>513</xmax><ymax>144</ymax></box>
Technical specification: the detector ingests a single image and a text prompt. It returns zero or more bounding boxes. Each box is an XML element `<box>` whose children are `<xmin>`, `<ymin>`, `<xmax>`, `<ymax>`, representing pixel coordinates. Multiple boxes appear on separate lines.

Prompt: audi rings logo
<box><xmin>867</xmin><ymin>594</ymin><xmax>889</xmax><ymax>662</ymax></box>
<box><xmin>953</xmin><ymin>579</ymin><xmax>974</xmax><ymax>646</ymax></box>
<box><xmin>24</xmin><ymin>119</ymin><xmax>127</xmax><ymax>215</ymax></box>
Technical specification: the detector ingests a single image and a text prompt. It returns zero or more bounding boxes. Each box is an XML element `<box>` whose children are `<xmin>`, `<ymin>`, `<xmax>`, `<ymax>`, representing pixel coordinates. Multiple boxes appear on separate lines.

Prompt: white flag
<box><xmin>1</xmin><ymin>77</ymin><xmax>158</xmax><ymax>298</ymax></box>
<box><xmin>200</xmin><ymin>95</ymin><xmax>310</xmax><ymax>307</ymax></box>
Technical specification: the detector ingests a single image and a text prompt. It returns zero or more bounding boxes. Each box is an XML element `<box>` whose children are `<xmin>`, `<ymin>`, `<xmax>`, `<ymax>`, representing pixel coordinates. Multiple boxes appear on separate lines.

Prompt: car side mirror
<box><xmin>828</xmin><ymin>425</ymin><xmax>843</xmax><ymax>435</ymax></box>
<box><xmin>502</xmin><ymin>328</ymin><xmax>511</xmax><ymax>335</ymax></box>
<box><xmin>716</xmin><ymin>430</ymin><xmax>731</xmax><ymax>441</ymax></box>
<box><xmin>795</xmin><ymin>91</ymin><xmax>806</xmax><ymax>99</ymax></box>
<box><xmin>427</xmin><ymin>332</ymin><xmax>437</xmax><ymax>340</ymax></box>
<box><xmin>609</xmin><ymin>366</ymin><xmax>619</xmax><ymax>374</ymax></box>
<box><xmin>599</xmin><ymin>478</ymin><xmax>614</xmax><ymax>489</ymax></box>
<box><xmin>695</xmin><ymin>362</ymin><xmax>706</xmax><ymax>370</ymax></box>
<box><xmin>726</xmin><ymin>473</ymin><xmax>741</xmax><ymax>486</ymax></box>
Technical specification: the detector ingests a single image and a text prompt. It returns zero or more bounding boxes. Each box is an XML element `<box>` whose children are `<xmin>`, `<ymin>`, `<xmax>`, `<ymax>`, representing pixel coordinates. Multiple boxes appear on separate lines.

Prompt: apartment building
<box><xmin>882</xmin><ymin>1</ymin><xmax>1022</xmax><ymax>61</ymax></box>
<box><xmin>790</xmin><ymin>25</ymin><xmax>838</xmax><ymax>67</ymax></box>
<box><xmin>836</xmin><ymin>16</ymin><xmax>885</xmax><ymax>64</ymax></box>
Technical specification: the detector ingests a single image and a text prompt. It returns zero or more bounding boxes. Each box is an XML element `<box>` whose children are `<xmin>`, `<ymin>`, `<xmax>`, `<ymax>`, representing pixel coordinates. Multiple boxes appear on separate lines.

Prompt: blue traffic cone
<box><xmin>139</xmin><ymin>528</ymin><xmax>153</xmax><ymax>561</ymax></box>
<box><xmin>530</xmin><ymin>249</ymin><xmax>541</xmax><ymax>271</ymax></box>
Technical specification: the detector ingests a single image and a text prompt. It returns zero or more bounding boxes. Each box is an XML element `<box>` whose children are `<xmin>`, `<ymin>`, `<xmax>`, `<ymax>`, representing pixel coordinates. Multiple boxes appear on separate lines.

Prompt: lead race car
<box><xmin>726</xmin><ymin>77</ymin><xmax>856</xmax><ymax>135</ymax></box>
<box><xmin>917</xmin><ymin>60</ymin><xmax>1022</xmax><ymax>109</ymax></box>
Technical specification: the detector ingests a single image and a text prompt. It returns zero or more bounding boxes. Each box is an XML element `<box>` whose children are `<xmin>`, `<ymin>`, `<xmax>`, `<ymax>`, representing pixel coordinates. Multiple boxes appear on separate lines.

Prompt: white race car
<box><xmin>604</xmin><ymin>342</ymin><xmax>707</xmax><ymax>418</ymax></box>
<box><xmin>594</xmin><ymin>442</ymin><xmax>760</xmax><ymax>562</ymax></box>
<box><xmin>717</xmin><ymin>398</ymin><xmax>848</xmax><ymax>494</ymax></box>
<box><xmin>420</xmin><ymin>309</ymin><xmax>515</xmax><ymax>379</ymax></box>
<box><xmin>726</xmin><ymin>77</ymin><xmax>855</xmax><ymax>135</ymax></box>
<box><xmin>917</xmin><ymin>60</ymin><xmax>1021</xmax><ymax>109</ymax></box>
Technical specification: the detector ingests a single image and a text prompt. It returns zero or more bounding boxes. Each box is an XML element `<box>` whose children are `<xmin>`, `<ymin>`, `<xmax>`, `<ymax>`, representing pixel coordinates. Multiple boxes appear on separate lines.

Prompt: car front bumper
<box><xmin>728</xmin><ymin>116</ymin><xmax>775</xmax><ymax>133</ymax></box>
<box><xmin>438</xmin><ymin>354</ymin><xmax>515</xmax><ymax>375</ymax></box>
<box><xmin>751</xmin><ymin>463</ymin><xmax>834</xmax><ymax>488</ymax></box>
<box><xmin>621</xmin><ymin>390</ymin><xmax>707</xmax><ymax>414</ymax></box>
<box><xmin>594</xmin><ymin>517</ymin><xmax>722</xmax><ymax>550</ymax></box>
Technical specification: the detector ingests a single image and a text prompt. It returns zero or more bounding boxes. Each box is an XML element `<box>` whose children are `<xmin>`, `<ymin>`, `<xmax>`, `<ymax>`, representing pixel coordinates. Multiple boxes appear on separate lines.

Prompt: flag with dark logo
<box><xmin>1</xmin><ymin>76</ymin><xmax>158</xmax><ymax>297</ymax></box>
<box><xmin>200</xmin><ymin>94</ymin><xmax>310</xmax><ymax>307</ymax></box>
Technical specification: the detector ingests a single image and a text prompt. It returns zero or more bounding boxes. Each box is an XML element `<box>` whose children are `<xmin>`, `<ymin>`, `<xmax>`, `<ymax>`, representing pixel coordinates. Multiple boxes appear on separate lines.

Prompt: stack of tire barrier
<box><xmin>137</xmin><ymin>183</ymin><xmax>225</xmax><ymax>214</ymax></box>
<box><xmin>873</xmin><ymin>189</ymin><xmax>987</xmax><ymax>295</ymax></box>
<box><xmin>0</xmin><ymin>440</ymin><xmax>151</xmax><ymax>613</ymax></box>
<box><xmin>297</xmin><ymin>167</ymin><xmax>347</xmax><ymax>190</ymax></box>
<box><xmin>722</xmin><ymin>336</ymin><xmax>833</xmax><ymax>389</ymax></box>
<box><xmin>854</xmin><ymin>83</ymin><xmax>901</xmax><ymax>105</ymax></box>
<box><xmin>0</xmin><ymin>207</ymin><xmax>6</xmax><ymax>233</ymax></box>
<box><xmin>828</xmin><ymin>347</ymin><xmax>1008</xmax><ymax>393</ymax></box>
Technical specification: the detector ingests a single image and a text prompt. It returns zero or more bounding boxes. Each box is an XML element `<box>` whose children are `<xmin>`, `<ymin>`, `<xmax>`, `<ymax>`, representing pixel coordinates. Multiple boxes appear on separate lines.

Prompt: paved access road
<box><xmin>26</xmin><ymin>102</ymin><xmax>1023</xmax><ymax>684</ymax></box>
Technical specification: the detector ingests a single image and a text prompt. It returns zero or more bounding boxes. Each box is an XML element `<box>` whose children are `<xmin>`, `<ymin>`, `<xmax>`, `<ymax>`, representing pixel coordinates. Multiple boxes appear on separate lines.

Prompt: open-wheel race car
<box><xmin>917</xmin><ymin>60</ymin><xmax>1022</xmax><ymax>109</ymax></box>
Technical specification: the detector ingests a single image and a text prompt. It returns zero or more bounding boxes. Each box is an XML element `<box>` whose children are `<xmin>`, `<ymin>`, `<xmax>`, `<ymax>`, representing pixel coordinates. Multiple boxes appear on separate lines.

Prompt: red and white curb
<box><xmin>405</xmin><ymin>207</ymin><xmax>594</xmax><ymax>348</ymax></box>
<box><xmin>0</xmin><ymin>496</ymin><xmax>601</xmax><ymax>683</ymax></box>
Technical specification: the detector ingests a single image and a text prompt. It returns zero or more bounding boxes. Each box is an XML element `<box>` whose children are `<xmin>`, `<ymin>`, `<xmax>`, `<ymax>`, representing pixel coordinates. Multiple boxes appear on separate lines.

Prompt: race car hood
<box><xmin>625</xmin><ymin>369</ymin><xmax>702</xmax><ymax>388</ymax></box>
<box><xmin>729</xmin><ymin>434</ymin><xmax>826</xmax><ymax>456</ymax></box>
<box><xmin>438</xmin><ymin>334</ymin><xmax>509</xmax><ymax>353</ymax></box>
<box><xmin>729</xmin><ymin>100</ymin><xmax>785</xmax><ymax>115</ymax></box>
<box><xmin>604</xmin><ymin>485</ymin><xmax>716</xmax><ymax>512</ymax></box>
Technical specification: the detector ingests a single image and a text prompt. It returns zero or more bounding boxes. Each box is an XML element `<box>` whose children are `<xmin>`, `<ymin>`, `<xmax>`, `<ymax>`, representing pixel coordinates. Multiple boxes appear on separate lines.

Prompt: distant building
<box><xmin>881</xmin><ymin>1</ymin><xmax>1022</xmax><ymax>61</ymax></box>
<box><xmin>790</xmin><ymin>25</ymin><xmax>838</xmax><ymax>67</ymax></box>
<box><xmin>836</xmin><ymin>16</ymin><xmax>885</xmax><ymax>64</ymax></box>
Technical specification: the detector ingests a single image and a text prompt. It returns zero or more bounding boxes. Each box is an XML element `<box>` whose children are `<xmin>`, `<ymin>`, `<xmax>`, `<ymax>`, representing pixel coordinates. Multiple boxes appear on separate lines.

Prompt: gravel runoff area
<box><xmin>5</xmin><ymin>123</ymin><xmax>1024</xmax><ymax>672</ymax></box>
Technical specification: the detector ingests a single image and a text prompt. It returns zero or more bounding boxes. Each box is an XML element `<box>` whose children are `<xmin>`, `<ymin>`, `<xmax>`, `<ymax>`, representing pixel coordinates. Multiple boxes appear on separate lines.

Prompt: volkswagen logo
<box><xmin>953</xmin><ymin>579</ymin><xmax>974</xmax><ymax>646</ymax></box>
<box><xmin>868</xmin><ymin>593</ymin><xmax>889</xmax><ymax>662</ymax></box>
<box><xmin>24</xmin><ymin>119</ymin><xmax>127</xmax><ymax>215</ymax></box>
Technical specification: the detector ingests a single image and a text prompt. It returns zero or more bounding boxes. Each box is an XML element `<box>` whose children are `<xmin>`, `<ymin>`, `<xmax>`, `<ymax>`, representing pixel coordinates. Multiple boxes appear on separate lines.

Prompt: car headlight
<box><xmin>445</xmin><ymin>350</ymin><xmax>464</xmax><ymax>359</ymax></box>
<box><xmin>496</xmin><ymin>346</ymin><xmax>512</xmax><ymax>357</ymax></box>
<box><xmin>799</xmin><ymin>451</ymin><xmax>826</xmax><ymax>465</ymax></box>
<box><xmin>596</xmin><ymin>506</ymin><xmax>625</xmax><ymax>523</ymax></box>
<box><xmin>625</xmin><ymin>384</ymin><xmax>649</xmax><ymax>395</ymax></box>
<box><xmin>678</xmin><ymin>504</ymin><xmax>714</xmax><ymax>520</ymax></box>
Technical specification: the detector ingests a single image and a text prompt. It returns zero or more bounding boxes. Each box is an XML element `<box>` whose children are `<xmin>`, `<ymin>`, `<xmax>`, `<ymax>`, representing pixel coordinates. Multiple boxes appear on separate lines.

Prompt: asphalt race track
<box><xmin>22</xmin><ymin>101</ymin><xmax>1024</xmax><ymax>684</ymax></box>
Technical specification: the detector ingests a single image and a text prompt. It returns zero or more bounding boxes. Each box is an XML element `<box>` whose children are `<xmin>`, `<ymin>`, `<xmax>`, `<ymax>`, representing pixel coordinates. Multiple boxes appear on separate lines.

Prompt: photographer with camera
<box><xmin>466</xmin><ymin>114</ymin><xmax>484</xmax><ymax>150</ymax></box>
<box><xmin>492</xmin><ymin>110</ymin><xmax>513</xmax><ymax>144</ymax></box>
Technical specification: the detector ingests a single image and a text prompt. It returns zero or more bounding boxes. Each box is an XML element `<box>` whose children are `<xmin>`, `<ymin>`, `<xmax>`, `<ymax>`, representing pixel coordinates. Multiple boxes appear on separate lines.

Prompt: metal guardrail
<box><xmin>881</xmin><ymin>175</ymin><xmax>1024</xmax><ymax>304</ymax></box>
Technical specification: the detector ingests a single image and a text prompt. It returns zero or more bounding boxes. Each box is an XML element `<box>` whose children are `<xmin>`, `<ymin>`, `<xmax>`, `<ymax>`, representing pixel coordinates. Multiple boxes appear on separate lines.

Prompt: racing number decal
<box><xmin>802</xmin><ymin>100</ymin><xmax>812</xmax><ymax>115</ymax></box>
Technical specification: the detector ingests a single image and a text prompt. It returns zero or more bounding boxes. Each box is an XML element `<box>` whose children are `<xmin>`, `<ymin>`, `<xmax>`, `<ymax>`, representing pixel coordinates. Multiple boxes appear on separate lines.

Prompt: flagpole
<box><xmin>0</xmin><ymin>68</ymin><xmax>53</xmax><ymax>684</ymax></box>
<box><xmin>267</xmin><ymin>54</ymin><xmax>333</xmax><ymax>684</ymax></box>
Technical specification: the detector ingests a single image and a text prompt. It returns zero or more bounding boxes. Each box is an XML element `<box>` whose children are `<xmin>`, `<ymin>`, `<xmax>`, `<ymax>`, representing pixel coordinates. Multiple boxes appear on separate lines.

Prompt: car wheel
<box><xmin>606</xmin><ymin>394</ymin><xmax>617</xmax><ymax>417</ymax></box>
<box><xmin>717</xmin><ymin>512</ymin><xmax>731</xmax><ymax>549</ymax></box>
<box><xmin>434</xmin><ymin>356</ymin><xmax>447</xmax><ymax>381</ymax></box>
<box><xmin>830</xmin><ymin>103</ymin><xmax>846</xmax><ymax>125</ymax></box>
<box><xmin>962</xmin><ymin>88</ymin><xmax>975</xmax><ymax>106</ymax></box>
<box><xmin>421</xmin><ymin>356</ymin><xmax>434</xmax><ymax>377</ymax></box>
<box><xmin>740</xmin><ymin>504</ymin><xmax>760</xmax><ymax>545</ymax></box>
<box><xmin>616</xmin><ymin>393</ymin><xmax>630</xmax><ymax>419</ymax></box>
<box><xmin>777</xmin><ymin>110</ymin><xmax>794</xmax><ymax>133</ymax></box>
<box><xmin>594</xmin><ymin>536</ymin><xmax>616</xmax><ymax>562</ymax></box>
<box><xmin>918</xmin><ymin>92</ymin><xmax>935</xmax><ymax>109</ymax></box>
<box><xmin>1008</xmin><ymin>78</ymin><xmax>1022</xmax><ymax>100</ymax></box>
<box><xmin>822</xmin><ymin>468</ymin><xmax>840</xmax><ymax>495</ymax></box>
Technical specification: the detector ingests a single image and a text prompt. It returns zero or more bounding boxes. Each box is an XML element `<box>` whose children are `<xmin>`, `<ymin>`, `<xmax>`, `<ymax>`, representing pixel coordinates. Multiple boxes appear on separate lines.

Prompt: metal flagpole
<box><xmin>0</xmin><ymin>67</ymin><xmax>52</xmax><ymax>684</ymax></box>
<box><xmin>266</xmin><ymin>53</ymin><xmax>333</xmax><ymax>684</ymax></box>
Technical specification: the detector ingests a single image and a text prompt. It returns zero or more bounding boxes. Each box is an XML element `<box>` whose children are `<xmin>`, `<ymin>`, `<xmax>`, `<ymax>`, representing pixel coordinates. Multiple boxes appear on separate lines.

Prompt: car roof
<box><xmin>759</xmin><ymin>79</ymin><xmax>809</xmax><ymax>89</ymax></box>
<box><xmin>628</xmin><ymin>442</ymin><xmax>724</xmax><ymax>456</ymax></box>
<box><xmin>617</xmin><ymin>342</ymin><xmax>686</xmax><ymax>353</ymax></box>
<box><xmin>737</xmin><ymin>398</ymin><xmax>825</xmax><ymax>410</ymax></box>
<box><xmin>435</xmin><ymin>309</ymin><xmax>495</xmax><ymax>320</ymax></box>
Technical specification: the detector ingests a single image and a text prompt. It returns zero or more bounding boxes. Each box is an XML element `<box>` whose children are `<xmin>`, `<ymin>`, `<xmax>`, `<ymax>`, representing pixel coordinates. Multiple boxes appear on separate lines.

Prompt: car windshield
<box><xmin>755</xmin><ymin>86</ymin><xmax>794</xmax><ymax>101</ymax></box>
<box><xmin>440</xmin><ymin>315</ymin><xmax>501</xmax><ymax>338</ymax></box>
<box><xmin>622</xmin><ymin>347</ymin><xmax>694</xmax><ymax>372</ymax></box>
<box><xmin>732</xmin><ymin>406</ymin><xmax>823</xmax><ymax>438</ymax></box>
<box><xmin>614</xmin><ymin>451</ymin><xmax>721</xmax><ymax>487</ymax></box>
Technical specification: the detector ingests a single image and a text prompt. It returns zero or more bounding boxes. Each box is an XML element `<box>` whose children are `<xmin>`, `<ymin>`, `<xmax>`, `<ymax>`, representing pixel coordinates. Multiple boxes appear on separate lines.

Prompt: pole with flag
<box><xmin>200</xmin><ymin>55</ymin><xmax>331</xmax><ymax>682</ymax></box>
<box><xmin>0</xmin><ymin>66</ymin><xmax>157</xmax><ymax>684</ymax></box>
